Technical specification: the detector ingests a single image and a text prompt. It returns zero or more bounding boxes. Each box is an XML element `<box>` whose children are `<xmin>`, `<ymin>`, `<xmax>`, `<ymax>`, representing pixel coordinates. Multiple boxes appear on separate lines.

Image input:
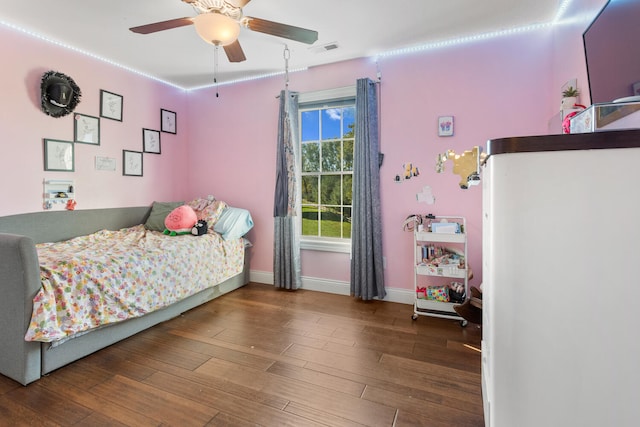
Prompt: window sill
<box><xmin>301</xmin><ymin>238</ymin><xmax>351</xmax><ymax>254</ymax></box>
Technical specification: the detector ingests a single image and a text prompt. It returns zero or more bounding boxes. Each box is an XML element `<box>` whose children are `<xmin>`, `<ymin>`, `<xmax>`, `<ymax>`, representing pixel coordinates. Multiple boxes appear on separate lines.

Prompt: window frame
<box><xmin>298</xmin><ymin>85</ymin><xmax>356</xmax><ymax>254</ymax></box>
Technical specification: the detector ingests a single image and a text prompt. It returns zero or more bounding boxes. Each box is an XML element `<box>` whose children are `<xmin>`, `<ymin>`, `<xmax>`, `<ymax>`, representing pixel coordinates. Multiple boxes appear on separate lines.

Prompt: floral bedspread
<box><xmin>25</xmin><ymin>225</ymin><xmax>245</xmax><ymax>343</ymax></box>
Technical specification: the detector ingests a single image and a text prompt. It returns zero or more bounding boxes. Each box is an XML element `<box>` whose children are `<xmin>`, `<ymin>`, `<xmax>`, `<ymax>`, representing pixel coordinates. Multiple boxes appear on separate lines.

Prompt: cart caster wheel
<box><xmin>460</xmin><ymin>320</ymin><xmax>468</xmax><ymax>327</ymax></box>
<box><xmin>412</xmin><ymin>314</ymin><xmax>418</xmax><ymax>321</ymax></box>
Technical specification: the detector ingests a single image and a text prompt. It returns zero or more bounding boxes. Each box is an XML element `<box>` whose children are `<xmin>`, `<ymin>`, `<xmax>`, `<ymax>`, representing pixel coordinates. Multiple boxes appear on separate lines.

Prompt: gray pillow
<box><xmin>144</xmin><ymin>201</ymin><xmax>184</xmax><ymax>231</ymax></box>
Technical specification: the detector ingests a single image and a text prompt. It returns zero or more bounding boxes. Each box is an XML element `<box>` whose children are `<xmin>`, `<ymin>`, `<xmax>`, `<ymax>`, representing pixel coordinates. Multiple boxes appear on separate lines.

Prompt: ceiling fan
<box><xmin>129</xmin><ymin>0</ymin><xmax>318</xmax><ymax>63</ymax></box>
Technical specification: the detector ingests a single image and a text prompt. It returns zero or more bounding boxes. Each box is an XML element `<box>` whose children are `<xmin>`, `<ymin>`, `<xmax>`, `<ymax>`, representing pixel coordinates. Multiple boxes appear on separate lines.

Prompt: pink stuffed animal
<box><xmin>163</xmin><ymin>205</ymin><xmax>197</xmax><ymax>236</ymax></box>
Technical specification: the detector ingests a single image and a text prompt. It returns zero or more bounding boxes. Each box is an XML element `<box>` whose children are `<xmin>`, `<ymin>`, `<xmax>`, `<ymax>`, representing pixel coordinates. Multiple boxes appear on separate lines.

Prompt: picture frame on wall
<box><xmin>123</xmin><ymin>150</ymin><xmax>143</xmax><ymax>176</ymax></box>
<box><xmin>438</xmin><ymin>116</ymin><xmax>454</xmax><ymax>137</ymax></box>
<box><xmin>74</xmin><ymin>113</ymin><xmax>100</xmax><ymax>145</ymax></box>
<box><xmin>100</xmin><ymin>90</ymin><xmax>123</xmax><ymax>121</ymax></box>
<box><xmin>95</xmin><ymin>156</ymin><xmax>116</xmax><ymax>171</ymax></box>
<box><xmin>142</xmin><ymin>128</ymin><xmax>161</xmax><ymax>154</ymax></box>
<box><xmin>161</xmin><ymin>109</ymin><xmax>177</xmax><ymax>134</ymax></box>
<box><xmin>44</xmin><ymin>139</ymin><xmax>74</xmax><ymax>172</ymax></box>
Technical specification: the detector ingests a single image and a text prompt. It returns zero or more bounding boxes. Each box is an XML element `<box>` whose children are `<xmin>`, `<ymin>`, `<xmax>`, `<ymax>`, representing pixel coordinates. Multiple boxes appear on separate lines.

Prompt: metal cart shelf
<box><xmin>412</xmin><ymin>216</ymin><xmax>468</xmax><ymax>326</ymax></box>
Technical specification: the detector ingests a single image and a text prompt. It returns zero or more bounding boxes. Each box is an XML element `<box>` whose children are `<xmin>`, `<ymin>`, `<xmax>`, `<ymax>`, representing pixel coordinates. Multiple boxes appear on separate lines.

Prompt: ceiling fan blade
<box><xmin>224</xmin><ymin>40</ymin><xmax>247</xmax><ymax>62</ymax></box>
<box><xmin>129</xmin><ymin>17</ymin><xmax>194</xmax><ymax>35</ymax></box>
<box><xmin>245</xmin><ymin>17</ymin><xmax>318</xmax><ymax>44</ymax></box>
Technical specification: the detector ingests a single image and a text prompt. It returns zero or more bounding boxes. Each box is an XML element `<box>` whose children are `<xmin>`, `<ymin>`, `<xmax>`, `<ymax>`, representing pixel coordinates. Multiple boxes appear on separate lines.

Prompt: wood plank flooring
<box><xmin>0</xmin><ymin>282</ymin><xmax>484</xmax><ymax>426</ymax></box>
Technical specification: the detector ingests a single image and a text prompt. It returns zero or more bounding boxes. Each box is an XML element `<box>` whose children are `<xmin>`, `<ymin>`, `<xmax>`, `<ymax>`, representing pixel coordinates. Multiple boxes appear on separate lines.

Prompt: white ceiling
<box><xmin>0</xmin><ymin>0</ymin><xmax>561</xmax><ymax>90</ymax></box>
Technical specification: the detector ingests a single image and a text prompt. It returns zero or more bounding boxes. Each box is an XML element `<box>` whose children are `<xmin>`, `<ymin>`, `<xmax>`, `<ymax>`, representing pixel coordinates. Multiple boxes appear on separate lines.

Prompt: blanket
<box><xmin>25</xmin><ymin>225</ymin><xmax>244</xmax><ymax>342</ymax></box>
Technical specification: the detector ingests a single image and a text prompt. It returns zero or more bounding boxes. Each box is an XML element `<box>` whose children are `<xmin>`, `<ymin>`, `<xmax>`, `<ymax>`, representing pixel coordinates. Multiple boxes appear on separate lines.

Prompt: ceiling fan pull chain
<box><xmin>214</xmin><ymin>45</ymin><xmax>220</xmax><ymax>97</ymax></box>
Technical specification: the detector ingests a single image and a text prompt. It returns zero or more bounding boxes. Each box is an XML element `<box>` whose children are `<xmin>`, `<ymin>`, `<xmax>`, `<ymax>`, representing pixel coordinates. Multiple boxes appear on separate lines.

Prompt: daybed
<box><xmin>0</xmin><ymin>201</ymin><xmax>252</xmax><ymax>386</ymax></box>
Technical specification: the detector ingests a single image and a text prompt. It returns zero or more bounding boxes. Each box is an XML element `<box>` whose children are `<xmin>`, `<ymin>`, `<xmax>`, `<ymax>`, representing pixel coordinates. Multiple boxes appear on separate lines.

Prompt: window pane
<box><xmin>301</xmin><ymin>110</ymin><xmax>319</xmax><ymax>141</ymax></box>
<box><xmin>302</xmin><ymin>205</ymin><xmax>318</xmax><ymax>236</ymax></box>
<box><xmin>343</xmin><ymin>107</ymin><xmax>355</xmax><ymax>137</ymax></box>
<box><xmin>320</xmin><ymin>205</ymin><xmax>341</xmax><ymax>238</ymax></box>
<box><xmin>342</xmin><ymin>207</ymin><xmax>352</xmax><ymax>239</ymax></box>
<box><xmin>321</xmin><ymin>140</ymin><xmax>341</xmax><ymax>172</ymax></box>
<box><xmin>302</xmin><ymin>175</ymin><xmax>318</xmax><ymax>204</ymax></box>
<box><xmin>299</xmin><ymin>98</ymin><xmax>355</xmax><ymax>245</ymax></box>
<box><xmin>343</xmin><ymin>174</ymin><xmax>352</xmax><ymax>205</ymax></box>
<box><xmin>321</xmin><ymin>108</ymin><xmax>342</xmax><ymax>140</ymax></box>
<box><xmin>320</xmin><ymin>175</ymin><xmax>341</xmax><ymax>205</ymax></box>
<box><xmin>301</xmin><ymin>142</ymin><xmax>319</xmax><ymax>173</ymax></box>
<box><xmin>343</xmin><ymin>139</ymin><xmax>354</xmax><ymax>171</ymax></box>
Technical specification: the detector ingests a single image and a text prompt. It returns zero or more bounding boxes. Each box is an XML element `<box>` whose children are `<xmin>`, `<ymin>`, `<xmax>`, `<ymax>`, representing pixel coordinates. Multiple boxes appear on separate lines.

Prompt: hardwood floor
<box><xmin>0</xmin><ymin>282</ymin><xmax>484</xmax><ymax>426</ymax></box>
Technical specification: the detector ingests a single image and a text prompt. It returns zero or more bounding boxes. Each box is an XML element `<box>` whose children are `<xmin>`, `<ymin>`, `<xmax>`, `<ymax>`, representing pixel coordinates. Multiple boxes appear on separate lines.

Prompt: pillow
<box><xmin>214</xmin><ymin>207</ymin><xmax>254</xmax><ymax>240</ymax></box>
<box><xmin>187</xmin><ymin>198</ymin><xmax>227</xmax><ymax>227</ymax></box>
<box><xmin>144</xmin><ymin>201</ymin><xmax>184</xmax><ymax>232</ymax></box>
<box><xmin>187</xmin><ymin>195</ymin><xmax>216</xmax><ymax>211</ymax></box>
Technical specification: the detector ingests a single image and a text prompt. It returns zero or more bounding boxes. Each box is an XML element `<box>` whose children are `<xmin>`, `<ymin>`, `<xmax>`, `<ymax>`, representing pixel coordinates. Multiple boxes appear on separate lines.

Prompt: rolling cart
<box><xmin>411</xmin><ymin>216</ymin><xmax>469</xmax><ymax>326</ymax></box>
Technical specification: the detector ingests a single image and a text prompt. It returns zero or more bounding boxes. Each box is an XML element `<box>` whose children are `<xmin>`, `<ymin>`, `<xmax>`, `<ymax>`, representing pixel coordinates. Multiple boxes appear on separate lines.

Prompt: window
<box><xmin>298</xmin><ymin>86</ymin><xmax>356</xmax><ymax>253</ymax></box>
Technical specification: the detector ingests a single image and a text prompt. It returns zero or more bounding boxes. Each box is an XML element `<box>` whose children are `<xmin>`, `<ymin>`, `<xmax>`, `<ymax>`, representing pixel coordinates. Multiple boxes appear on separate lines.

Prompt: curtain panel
<box><xmin>350</xmin><ymin>78</ymin><xmax>386</xmax><ymax>300</ymax></box>
<box><xmin>273</xmin><ymin>91</ymin><xmax>301</xmax><ymax>290</ymax></box>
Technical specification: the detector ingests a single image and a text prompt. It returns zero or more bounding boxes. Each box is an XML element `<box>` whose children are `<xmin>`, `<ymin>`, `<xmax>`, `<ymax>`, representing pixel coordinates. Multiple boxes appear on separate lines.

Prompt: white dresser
<box><xmin>481</xmin><ymin>129</ymin><xmax>640</xmax><ymax>427</ymax></box>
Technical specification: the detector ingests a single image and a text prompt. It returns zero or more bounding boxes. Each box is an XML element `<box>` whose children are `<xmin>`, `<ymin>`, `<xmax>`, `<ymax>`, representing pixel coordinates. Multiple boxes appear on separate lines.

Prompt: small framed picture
<box><xmin>44</xmin><ymin>139</ymin><xmax>74</xmax><ymax>172</ymax></box>
<box><xmin>95</xmin><ymin>156</ymin><xmax>116</xmax><ymax>171</ymax></box>
<box><xmin>123</xmin><ymin>150</ymin><xmax>143</xmax><ymax>176</ymax></box>
<box><xmin>100</xmin><ymin>90</ymin><xmax>123</xmax><ymax>121</ymax></box>
<box><xmin>142</xmin><ymin>128</ymin><xmax>161</xmax><ymax>154</ymax></box>
<box><xmin>438</xmin><ymin>116</ymin><xmax>454</xmax><ymax>137</ymax></box>
<box><xmin>161</xmin><ymin>109</ymin><xmax>177</xmax><ymax>134</ymax></box>
<box><xmin>74</xmin><ymin>113</ymin><xmax>100</xmax><ymax>145</ymax></box>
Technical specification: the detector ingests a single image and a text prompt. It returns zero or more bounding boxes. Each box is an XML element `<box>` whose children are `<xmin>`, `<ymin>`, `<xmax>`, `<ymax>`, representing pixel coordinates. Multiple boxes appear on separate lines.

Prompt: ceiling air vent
<box><xmin>310</xmin><ymin>42</ymin><xmax>339</xmax><ymax>54</ymax></box>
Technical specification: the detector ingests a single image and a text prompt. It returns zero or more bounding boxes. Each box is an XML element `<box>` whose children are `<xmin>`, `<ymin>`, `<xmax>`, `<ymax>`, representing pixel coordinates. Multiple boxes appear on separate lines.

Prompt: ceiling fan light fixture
<box><xmin>194</xmin><ymin>12</ymin><xmax>240</xmax><ymax>46</ymax></box>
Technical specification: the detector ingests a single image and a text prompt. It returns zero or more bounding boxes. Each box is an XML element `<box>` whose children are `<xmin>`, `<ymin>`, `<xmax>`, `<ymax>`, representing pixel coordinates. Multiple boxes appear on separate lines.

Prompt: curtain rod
<box><xmin>275</xmin><ymin>80</ymin><xmax>380</xmax><ymax>99</ymax></box>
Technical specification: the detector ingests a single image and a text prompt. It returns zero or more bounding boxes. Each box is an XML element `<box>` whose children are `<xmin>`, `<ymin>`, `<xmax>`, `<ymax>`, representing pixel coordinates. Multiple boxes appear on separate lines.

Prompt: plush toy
<box><xmin>163</xmin><ymin>205</ymin><xmax>197</xmax><ymax>236</ymax></box>
<box><xmin>191</xmin><ymin>219</ymin><xmax>208</xmax><ymax>236</ymax></box>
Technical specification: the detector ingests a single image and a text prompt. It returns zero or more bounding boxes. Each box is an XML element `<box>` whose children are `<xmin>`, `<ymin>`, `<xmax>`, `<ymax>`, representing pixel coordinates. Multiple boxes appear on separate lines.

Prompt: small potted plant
<box><xmin>561</xmin><ymin>86</ymin><xmax>580</xmax><ymax>110</ymax></box>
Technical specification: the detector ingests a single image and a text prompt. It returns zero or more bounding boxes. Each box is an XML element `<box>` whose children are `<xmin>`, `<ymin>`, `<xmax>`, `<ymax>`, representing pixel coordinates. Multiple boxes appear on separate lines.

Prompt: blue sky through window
<box><xmin>301</xmin><ymin>110</ymin><xmax>319</xmax><ymax>141</ymax></box>
<box><xmin>302</xmin><ymin>107</ymin><xmax>355</xmax><ymax>142</ymax></box>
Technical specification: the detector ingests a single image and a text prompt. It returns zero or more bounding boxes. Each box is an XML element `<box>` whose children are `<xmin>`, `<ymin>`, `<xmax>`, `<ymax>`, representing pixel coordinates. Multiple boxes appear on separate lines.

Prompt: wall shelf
<box><xmin>43</xmin><ymin>179</ymin><xmax>75</xmax><ymax>210</ymax></box>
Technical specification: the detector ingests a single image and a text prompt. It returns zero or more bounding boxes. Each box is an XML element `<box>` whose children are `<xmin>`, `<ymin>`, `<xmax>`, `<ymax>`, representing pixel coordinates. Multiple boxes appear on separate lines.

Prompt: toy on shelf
<box><xmin>43</xmin><ymin>179</ymin><xmax>75</xmax><ymax>211</ymax></box>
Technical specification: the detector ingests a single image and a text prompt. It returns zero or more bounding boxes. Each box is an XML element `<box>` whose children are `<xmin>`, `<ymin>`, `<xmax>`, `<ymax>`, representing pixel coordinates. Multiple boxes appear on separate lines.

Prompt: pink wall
<box><xmin>0</xmin><ymin>26</ymin><xmax>189</xmax><ymax>217</ymax></box>
<box><xmin>187</xmin><ymin>30</ymin><xmax>556</xmax><ymax>293</ymax></box>
<box><xmin>185</xmin><ymin>59</ymin><xmax>373</xmax><ymax>285</ymax></box>
<box><xmin>1</xmin><ymin>0</ymin><xmax>606</xmax><ymax>297</ymax></box>
<box><xmin>551</xmin><ymin>0</ymin><xmax>608</xmax><ymax>106</ymax></box>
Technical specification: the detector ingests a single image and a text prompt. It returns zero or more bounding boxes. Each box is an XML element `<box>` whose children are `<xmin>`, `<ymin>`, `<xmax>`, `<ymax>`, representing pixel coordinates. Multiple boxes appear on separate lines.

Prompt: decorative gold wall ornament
<box><xmin>436</xmin><ymin>146</ymin><xmax>486</xmax><ymax>189</ymax></box>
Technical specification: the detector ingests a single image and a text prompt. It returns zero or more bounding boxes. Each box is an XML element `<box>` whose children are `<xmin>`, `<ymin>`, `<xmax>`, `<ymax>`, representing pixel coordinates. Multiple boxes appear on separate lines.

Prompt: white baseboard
<box><xmin>249</xmin><ymin>270</ymin><xmax>414</xmax><ymax>305</ymax></box>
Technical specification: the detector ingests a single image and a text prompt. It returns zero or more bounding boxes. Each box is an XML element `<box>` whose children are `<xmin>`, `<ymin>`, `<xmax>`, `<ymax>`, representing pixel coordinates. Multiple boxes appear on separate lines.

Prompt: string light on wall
<box><xmin>375</xmin><ymin>0</ymin><xmax>573</xmax><ymax>61</ymax></box>
<box><xmin>1</xmin><ymin>0</ymin><xmax>576</xmax><ymax>91</ymax></box>
<box><xmin>553</xmin><ymin>0</ymin><xmax>574</xmax><ymax>22</ymax></box>
<box><xmin>376</xmin><ymin>22</ymin><xmax>552</xmax><ymax>60</ymax></box>
<box><xmin>0</xmin><ymin>20</ymin><xmax>184</xmax><ymax>90</ymax></box>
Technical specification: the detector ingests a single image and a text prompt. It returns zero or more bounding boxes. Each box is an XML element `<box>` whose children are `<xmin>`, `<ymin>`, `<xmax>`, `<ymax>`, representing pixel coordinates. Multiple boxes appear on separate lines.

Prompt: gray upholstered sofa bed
<box><xmin>0</xmin><ymin>207</ymin><xmax>249</xmax><ymax>385</ymax></box>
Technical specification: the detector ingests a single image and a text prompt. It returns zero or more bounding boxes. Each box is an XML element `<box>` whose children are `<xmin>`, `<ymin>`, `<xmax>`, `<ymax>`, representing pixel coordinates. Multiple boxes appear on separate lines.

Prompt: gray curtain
<box><xmin>350</xmin><ymin>78</ymin><xmax>386</xmax><ymax>300</ymax></box>
<box><xmin>273</xmin><ymin>90</ymin><xmax>301</xmax><ymax>289</ymax></box>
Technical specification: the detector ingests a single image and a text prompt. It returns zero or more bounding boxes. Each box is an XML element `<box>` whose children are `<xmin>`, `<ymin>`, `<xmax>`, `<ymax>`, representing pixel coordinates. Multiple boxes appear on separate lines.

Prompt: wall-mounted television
<box><xmin>583</xmin><ymin>0</ymin><xmax>640</xmax><ymax>104</ymax></box>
